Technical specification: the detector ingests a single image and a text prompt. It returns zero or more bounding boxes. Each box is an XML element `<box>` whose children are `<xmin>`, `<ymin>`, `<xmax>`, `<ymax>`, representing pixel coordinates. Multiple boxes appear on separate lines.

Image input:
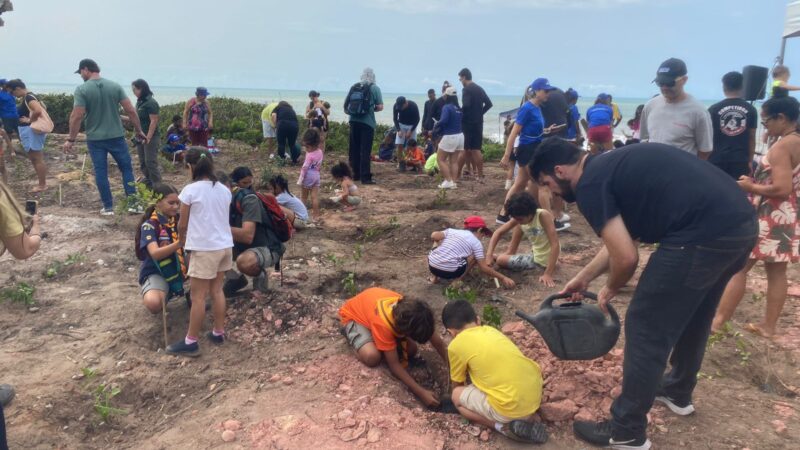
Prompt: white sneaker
<box><xmin>559</xmin><ymin>213</ymin><xmax>571</xmax><ymax>222</ymax></box>
<box><xmin>504</xmin><ymin>179</ymin><xmax>513</xmax><ymax>190</ymax></box>
<box><xmin>438</xmin><ymin>181</ymin><xmax>449</xmax><ymax>189</ymax></box>
<box><xmin>100</xmin><ymin>208</ymin><xmax>115</xmax><ymax>216</ymax></box>
<box><xmin>446</xmin><ymin>181</ymin><xmax>457</xmax><ymax>189</ymax></box>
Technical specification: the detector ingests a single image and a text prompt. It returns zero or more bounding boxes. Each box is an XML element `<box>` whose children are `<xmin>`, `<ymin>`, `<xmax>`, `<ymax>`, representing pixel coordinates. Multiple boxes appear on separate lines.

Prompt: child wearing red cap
<box><xmin>428</xmin><ymin>216</ymin><xmax>515</xmax><ymax>288</ymax></box>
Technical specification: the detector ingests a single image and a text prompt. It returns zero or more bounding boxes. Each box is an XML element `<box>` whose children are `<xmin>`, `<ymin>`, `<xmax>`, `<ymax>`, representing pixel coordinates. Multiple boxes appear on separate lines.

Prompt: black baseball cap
<box><xmin>653</xmin><ymin>58</ymin><xmax>687</xmax><ymax>84</ymax></box>
<box><xmin>75</xmin><ymin>58</ymin><xmax>100</xmax><ymax>74</ymax></box>
<box><xmin>308</xmin><ymin>90</ymin><xmax>320</xmax><ymax>98</ymax></box>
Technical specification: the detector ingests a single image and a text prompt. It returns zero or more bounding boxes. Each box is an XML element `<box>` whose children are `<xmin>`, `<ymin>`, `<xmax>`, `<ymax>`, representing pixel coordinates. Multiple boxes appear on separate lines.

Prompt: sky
<box><xmin>0</xmin><ymin>0</ymin><xmax>796</xmax><ymax>99</ymax></box>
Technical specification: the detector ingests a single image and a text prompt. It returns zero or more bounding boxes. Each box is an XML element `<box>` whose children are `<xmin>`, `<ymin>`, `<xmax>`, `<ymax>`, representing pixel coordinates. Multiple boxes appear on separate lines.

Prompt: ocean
<box><xmin>28</xmin><ymin>83</ymin><xmax>714</xmax><ymax>141</ymax></box>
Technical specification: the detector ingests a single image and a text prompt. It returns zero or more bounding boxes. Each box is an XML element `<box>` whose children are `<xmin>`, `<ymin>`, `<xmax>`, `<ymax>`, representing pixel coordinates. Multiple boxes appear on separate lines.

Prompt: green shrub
<box><xmin>38</xmin><ymin>93</ymin><xmax>75</xmax><ymax>134</ymax></box>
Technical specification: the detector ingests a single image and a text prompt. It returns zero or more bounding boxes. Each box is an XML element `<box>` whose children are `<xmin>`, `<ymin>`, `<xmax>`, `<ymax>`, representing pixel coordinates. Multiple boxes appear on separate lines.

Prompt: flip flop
<box><xmin>502</xmin><ymin>420</ymin><xmax>548</xmax><ymax>444</ymax></box>
<box><xmin>30</xmin><ymin>185</ymin><xmax>48</xmax><ymax>193</ymax></box>
<box><xmin>745</xmin><ymin>323</ymin><xmax>774</xmax><ymax>340</ymax></box>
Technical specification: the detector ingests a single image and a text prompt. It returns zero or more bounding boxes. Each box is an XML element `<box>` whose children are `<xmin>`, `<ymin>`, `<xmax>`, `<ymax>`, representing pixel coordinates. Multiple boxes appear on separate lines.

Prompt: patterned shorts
<box><xmin>506</xmin><ymin>254</ymin><xmax>544</xmax><ymax>271</ymax></box>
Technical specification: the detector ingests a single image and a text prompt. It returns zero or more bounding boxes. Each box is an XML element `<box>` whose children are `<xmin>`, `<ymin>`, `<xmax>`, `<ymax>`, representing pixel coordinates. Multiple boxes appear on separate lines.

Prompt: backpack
<box><xmin>136</xmin><ymin>218</ymin><xmax>185</xmax><ymax>298</ymax></box>
<box><xmin>345</xmin><ymin>82</ymin><xmax>373</xmax><ymax>116</ymax></box>
<box><xmin>233</xmin><ymin>190</ymin><xmax>293</xmax><ymax>245</ymax></box>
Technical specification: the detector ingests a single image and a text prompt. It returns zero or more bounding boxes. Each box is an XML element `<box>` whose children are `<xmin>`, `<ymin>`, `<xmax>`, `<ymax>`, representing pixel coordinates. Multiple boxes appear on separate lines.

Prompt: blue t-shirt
<box><xmin>0</xmin><ymin>91</ymin><xmax>19</xmax><ymax>119</ymax></box>
<box><xmin>276</xmin><ymin>192</ymin><xmax>309</xmax><ymax>222</ymax></box>
<box><xmin>586</xmin><ymin>104</ymin><xmax>613</xmax><ymax>128</ymax></box>
<box><xmin>516</xmin><ymin>102</ymin><xmax>544</xmax><ymax>146</ymax></box>
<box><xmin>138</xmin><ymin>213</ymin><xmax>178</xmax><ymax>285</ymax></box>
<box><xmin>566</xmin><ymin>104</ymin><xmax>580</xmax><ymax>140</ymax></box>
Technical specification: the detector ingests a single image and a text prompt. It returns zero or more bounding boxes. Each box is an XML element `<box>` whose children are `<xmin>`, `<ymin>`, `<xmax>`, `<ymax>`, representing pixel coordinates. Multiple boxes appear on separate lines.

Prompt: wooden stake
<box><xmin>79</xmin><ymin>154</ymin><xmax>87</xmax><ymax>180</ymax></box>
<box><xmin>58</xmin><ymin>183</ymin><xmax>62</xmax><ymax>207</ymax></box>
<box><xmin>161</xmin><ymin>296</ymin><xmax>169</xmax><ymax>350</ymax></box>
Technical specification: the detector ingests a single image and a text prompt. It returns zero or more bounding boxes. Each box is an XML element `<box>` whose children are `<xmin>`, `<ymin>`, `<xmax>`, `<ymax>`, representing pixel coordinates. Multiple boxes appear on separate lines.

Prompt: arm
<box><xmin>177</xmin><ymin>203</ymin><xmax>190</xmax><ymax>245</ymax></box>
<box><xmin>476</xmin><ymin>257</ymin><xmax>515</xmax><ymax>288</ymax></box>
<box><xmin>375</xmin><ymin>103</ymin><xmax>384</xmax><ymax>112</ymax></box>
<box><xmin>393</xmin><ymin>106</ymin><xmax>400</xmax><ymax>130</ymax></box>
<box><xmin>429</xmin><ymin>332</ymin><xmax>447</xmax><ymax>362</ymax></box>
<box><xmin>482</xmin><ymin>90</ymin><xmax>493</xmax><ymax>114</ymax></box>
<box><xmin>1</xmin><ymin>215</ymin><xmax>41</xmax><ymax>259</ymax></box>
<box><xmin>147</xmin><ymin>114</ymin><xmax>159</xmax><ymax>142</ymax></box>
<box><xmin>539</xmin><ymin>210</ymin><xmax>560</xmax><ymax>287</ymax></box>
<box><xmin>410</xmin><ymin>104</ymin><xmax>420</xmax><ymax>129</ymax></box>
<box><xmin>747</xmin><ymin>128</ymin><xmax>756</xmax><ymax>168</ymax></box>
<box><xmin>485</xmin><ymin>220</ymin><xmax>516</xmax><ymax>263</ymax></box>
<box><xmin>384</xmin><ymin>348</ymin><xmax>439</xmax><ymax>406</ymax></box>
<box><xmin>146</xmin><ymin>239</ymin><xmax>182</xmax><ymax>261</ymax></box>
<box><xmin>696</xmin><ymin>109</ymin><xmax>713</xmax><ymax>159</ymax></box>
<box><xmin>120</xmin><ymin>98</ymin><xmax>145</xmax><ymax>138</ymax></box>
<box><xmin>430</xmin><ymin>230</ymin><xmax>445</xmax><ymax>243</ymax></box>
<box><xmin>182</xmin><ymin>101</ymin><xmax>191</xmax><ymax>128</ymax></box>
<box><xmin>230</xmin><ymin>220</ymin><xmax>256</xmax><ymax>245</ymax></box>
<box><xmin>639</xmin><ymin>106</ymin><xmax>649</xmax><ymax>141</ymax></box>
<box><xmin>206</xmin><ymin>102</ymin><xmax>213</xmax><ymax>129</ymax></box>
<box><xmin>63</xmin><ymin>106</ymin><xmax>86</xmax><ymax>153</ymax></box>
<box><xmin>739</xmin><ymin>145</ymin><xmax>793</xmax><ymax>198</ymax></box>
<box><xmin>502</xmin><ymin>123</ymin><xmax>522</xmax><ymax>165</ymax></box>
<box><xmin>27</xmin><ymin>99</ymin><xmax>44</xmax><ymax>123</ymax></box>
<box><xmin>597</xmin><ymin>215</ymin><xmax>639</xmax><ymax>312</ymax></box>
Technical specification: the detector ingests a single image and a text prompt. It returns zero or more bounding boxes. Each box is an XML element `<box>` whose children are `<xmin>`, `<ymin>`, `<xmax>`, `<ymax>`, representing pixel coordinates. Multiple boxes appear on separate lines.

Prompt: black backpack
<box><xmin>345</xmin><ymin>82</ymin><xmax>373</xmax><ymax>116</ymax></box>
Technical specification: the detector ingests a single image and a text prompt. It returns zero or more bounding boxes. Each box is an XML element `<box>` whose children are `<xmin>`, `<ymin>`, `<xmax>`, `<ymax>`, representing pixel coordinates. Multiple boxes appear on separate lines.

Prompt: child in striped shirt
<box><xmin>428</xmin><ymin>216</ymin><xmax>515</xmax><ymax>288</ymax></box>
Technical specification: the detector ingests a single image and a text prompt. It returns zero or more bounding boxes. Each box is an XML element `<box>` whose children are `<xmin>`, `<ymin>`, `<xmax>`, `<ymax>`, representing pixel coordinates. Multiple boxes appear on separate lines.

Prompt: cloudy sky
<box><xmin>0</xmin><ymin>0</ymin><xmax>795</xmax><ymax>99</ymax></box>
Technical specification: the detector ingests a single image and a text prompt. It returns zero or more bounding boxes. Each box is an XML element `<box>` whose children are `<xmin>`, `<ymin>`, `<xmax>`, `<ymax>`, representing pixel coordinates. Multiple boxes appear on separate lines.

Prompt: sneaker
<box><xmin>206</xmin><ymin>331</ymin><xmax>225</xmax><ymax>344</ymax></box>
<box><xmin>438</xmin><ymin>181</ymin><xmax>450</xmax><ymax>189</ymax></box>
<box><xmin>496</xmin><ymin>214</ymin><xmax>510</xmax><ymax>225</ymax></box>
<box><xmin>165</xmin><ymin>339</ymin><xmax>200</xmax><ymax>357</ymax></box>
<box><xmin>502</xmin><ymin>420</ymin><xmax>548</xmax><ymax>444</ymax></box>
<box><xmin>0</xmin><ymin>384</ymin><xmax>15</xmax><ymax>407</ymax></box>
<box><xmin>558</xmin><ymin>212</ymin><xmax>571</xmax><ymax>222</ymax></box>
<box><xmin>554</xmin><ymin>220</ymin><xmax>571</xmax><ymax>232</ymax></box>
<box><xmin>573</xmin><ymin>420</ymin><xmax>651</xmax><ymax>449</ymax></box>
<box><xmin>223</xmin><ymin>275</ymin><xmax>249</xmax><ymax>297</ymax></box>
<box><xmin>446</xmin><ymin>181</ymin><xmax>457</xmax><ymax>189</ymax></box>
<box><xmin>100</xmin><ymin>208</ymin><xmax>115</xmax><ymax>216</ymax></box>
<box><xmin>655</xmin><ymin>392</ymin><xmax>695</xmax><ymax>416</ymax></box>
<box><xmin>127</xmin><ymin>206</ymin><xmax>144</xmax><ymax>214</ymax></box>
<box><xmin>504</xmin><ymin>179</ymin><xmax>513</xmax><ymax>190</ymax></box>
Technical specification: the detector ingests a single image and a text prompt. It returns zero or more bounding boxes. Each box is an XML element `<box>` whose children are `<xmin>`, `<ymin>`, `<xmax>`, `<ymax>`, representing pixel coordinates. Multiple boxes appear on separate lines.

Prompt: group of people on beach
<box><xmin>1</xmin><ymin>54</ymin><xmax>799</xmax><ymax>449</ymax></box>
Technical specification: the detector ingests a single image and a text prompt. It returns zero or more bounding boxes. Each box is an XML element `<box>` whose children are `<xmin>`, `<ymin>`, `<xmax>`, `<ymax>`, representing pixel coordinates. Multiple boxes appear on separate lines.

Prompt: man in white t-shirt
<box><xmin>640</xmin><ymin>58</ymin><xmax>713</xmax><ymax>159</ymax></box>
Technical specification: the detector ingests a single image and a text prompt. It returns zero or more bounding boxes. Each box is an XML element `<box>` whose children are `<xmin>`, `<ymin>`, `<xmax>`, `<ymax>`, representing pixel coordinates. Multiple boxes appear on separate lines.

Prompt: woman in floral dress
<box><xmin>712</xmin><ymin>92</ymin><xmax>800</xmax><ymax>338</ymax></box>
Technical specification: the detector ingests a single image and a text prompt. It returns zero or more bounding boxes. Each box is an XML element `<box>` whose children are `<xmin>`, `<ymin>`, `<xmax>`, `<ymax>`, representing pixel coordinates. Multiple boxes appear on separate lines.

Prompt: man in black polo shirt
<box><xmin>530</xmin><ymin>139</ymin><xmax>756</xmax><ymax>449</ymax></box>
<box><xmin>708</xmin><ymin>71</ymin><xmax>758</xmax><ymax>179</ymax></box>
<box><xmin>458</xmin><ymin>68</ymin><xmax>492</xmax><ymax>179</ymax></box>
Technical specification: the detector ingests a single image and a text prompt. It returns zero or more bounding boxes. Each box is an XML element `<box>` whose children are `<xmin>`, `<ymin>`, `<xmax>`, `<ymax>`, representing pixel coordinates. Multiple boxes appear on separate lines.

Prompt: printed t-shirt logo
<box><xmin>718</xmin><ymin>105</ymin><xmax>748</xmax><ymax>137</ymax></box>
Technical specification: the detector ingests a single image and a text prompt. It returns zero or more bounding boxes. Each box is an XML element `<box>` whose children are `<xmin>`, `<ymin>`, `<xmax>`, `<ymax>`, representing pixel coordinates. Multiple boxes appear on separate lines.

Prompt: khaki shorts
<box><xmin>187</xmin><ymin>248</ymin><xmax>233</xmax><ymax>279</ymax></box>
<box><xmin>459</xmin><ymin>385</ymin><xmax>515</xmax><ymax>424</ymax></box>
<box><xmin>342</xmin><ymin>320</ymin><xmax>373</xmax><ymax>350</ymax></box>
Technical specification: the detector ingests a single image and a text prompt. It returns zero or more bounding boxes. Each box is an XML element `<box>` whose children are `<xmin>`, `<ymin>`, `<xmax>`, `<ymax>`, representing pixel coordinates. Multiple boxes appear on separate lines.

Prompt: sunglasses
<box><xmin>655</xmin><ymin>76</ymin><xmax>685</xmax><ymax>88</ymax></box>
<box><xmin>761</xmin><ymin>116</ymin><xmax>775</xmax><ymax>127</ymax></box>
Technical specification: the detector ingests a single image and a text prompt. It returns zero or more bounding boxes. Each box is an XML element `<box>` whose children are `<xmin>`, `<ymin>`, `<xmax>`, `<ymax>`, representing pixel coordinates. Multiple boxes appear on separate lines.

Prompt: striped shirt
<box><xmin>428</xmin><ymin>229</ymin><xmax>485</xmax><ymax>272</ymax></box>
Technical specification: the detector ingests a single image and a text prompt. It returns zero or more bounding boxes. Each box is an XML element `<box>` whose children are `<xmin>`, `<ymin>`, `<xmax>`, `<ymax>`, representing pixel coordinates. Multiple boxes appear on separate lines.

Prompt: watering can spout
<box><xmin>515</xmin><ymin>310</ymin><xmax>538</xmax><ymax>326</ymax></box>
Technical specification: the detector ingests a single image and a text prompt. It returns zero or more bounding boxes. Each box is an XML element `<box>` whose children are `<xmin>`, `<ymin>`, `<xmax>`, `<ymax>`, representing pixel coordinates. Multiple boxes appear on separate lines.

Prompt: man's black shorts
<box><xmin>462</xmin><ymin>121</ymin><xmax>483</xmax><ymax>151</ymax></box>
<box><xmin>0</xmin><ymin>117</ymin><xmax>19</xmax><ymax>136</ymax></box>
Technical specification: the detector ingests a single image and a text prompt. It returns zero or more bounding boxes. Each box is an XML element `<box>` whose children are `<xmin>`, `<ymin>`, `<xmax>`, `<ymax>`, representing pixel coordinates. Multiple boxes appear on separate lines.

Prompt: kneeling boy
<box><xmin>443</xmin><ymin>300</ymin><xmax>547</xmax><ymax>444</ymax></box>
<box><xmin>339</xmin><ymin>287</ymin><xmax>447</xmax><ymax>408</ymax></box>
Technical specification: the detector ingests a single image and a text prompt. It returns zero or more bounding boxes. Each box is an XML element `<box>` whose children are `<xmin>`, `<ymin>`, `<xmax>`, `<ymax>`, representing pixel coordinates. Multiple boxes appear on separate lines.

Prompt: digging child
<box><xmin>443</xmin><ymin>300</ymin><xmax>547</xmax><ymax>444</ymax></box>
<box><xmin>330</xmin><ymin>161</ymin><xmax>361</xmax><ymax>211</ymax></box>
<box><xmin>338</xmin><ymin>287</ymin><xmax>447</xmax><ymax>408</ymax></box>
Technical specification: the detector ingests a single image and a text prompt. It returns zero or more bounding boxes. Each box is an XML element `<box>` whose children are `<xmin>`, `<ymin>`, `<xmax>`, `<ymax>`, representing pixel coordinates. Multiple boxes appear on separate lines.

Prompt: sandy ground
<box><xmin>0</xmin><ymin>135</ymin><xmax>798</xmax><ymax>449</ymax></box>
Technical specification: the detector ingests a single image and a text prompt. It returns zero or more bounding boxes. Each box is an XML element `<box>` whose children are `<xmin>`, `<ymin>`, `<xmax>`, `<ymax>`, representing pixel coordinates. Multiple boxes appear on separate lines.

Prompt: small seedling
<box><xmin>434</xmin><ymin>188</ymin><xmax>448</xmax><ymax>206</ymax></box>
<box><xmin>44</xmin><ymin>252</ymin><xmax>87</xmax><ymax>279</ymax></box>
<box><xmin>482</xmin><ymin>305</ymin><xmax>502</xmax><ymax>329</ymax></box>
<box><xmin>115</xmin><ymin>182</ymin><xmax>159</xmax><ymax>216</ymax></box>
<box><xmin>93</xmin><ymin>384</ymin><xmax>127</xmax><ymax>422</ymax></box>
<box><xmin>734</xmin><ymin>337</ymin><xmax>751</xmax><ymax>366</ymax></box>
<box><xmin>341</xmin><ymin>272</ymin><xmax>357</xmax><ymax>295</ymax></box>
<box><xmin>81</xmin><ymin>367</ymin><xmax>97</xmax><ymax>380</ymax></box>
<box><xmin>0</xmin><ymin>282</ymin><xmax>35</xmax><ymax>305</ymax></box>
<box><xmin>443</xmin><ymin>285</ymin><xmax>477</xmax><ymax>303</ymax></box>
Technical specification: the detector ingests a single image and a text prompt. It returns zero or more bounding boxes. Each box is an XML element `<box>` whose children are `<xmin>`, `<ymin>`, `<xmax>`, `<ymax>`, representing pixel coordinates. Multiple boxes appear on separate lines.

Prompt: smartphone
<box><xmin>25</xmin><ymin>200</ymin><xmax>38</xmax><ymax>215</ymax></box>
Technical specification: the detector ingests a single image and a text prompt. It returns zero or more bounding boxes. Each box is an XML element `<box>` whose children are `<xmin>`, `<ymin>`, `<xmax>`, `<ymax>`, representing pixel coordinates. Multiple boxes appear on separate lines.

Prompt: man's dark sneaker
<box><xmin>223</xmin><ymin>275</ymin><xmax>248</xmax><ymax>297</ymax></box>
<box><xmin>362</xmin><ymin>179</ymin><xmax>376</xmax><ymax>185</ymax></box>
<box><xmin>655</xmin><ymin>390</ymin><xmax>695</xmax><ymax>416</ymax></box>
<box><xmin>554</xmin><ymin>220</ymin><xmax>571</xmax><ymax>232</ymax></box>
<box><xmin>496</xmin><ymin>214</ymin><xmax>510</xmax><ymax>225</ymax></box>
<box><xmin>0</xmin><ymin>384</ymin><xmax>15</xmax><ymax>406</ymax></box>
<box><xmin>206</xmin><ymin>331</ymin><xmax>225</xmax><ymax>344</ymax></box>
<box><xmin>165</xmin><ymin>340</ymin><xmax>200</xmax><ymax>357</ymax></box>
<box><xmin>502</xmin><ymin>420</ymin><xmax>548</xmax><ymax>444</ymax></box>
<box><xmin>573</xmin><ymin>420</ymin><xmax>651</xmax><ymax>449</ymax></box>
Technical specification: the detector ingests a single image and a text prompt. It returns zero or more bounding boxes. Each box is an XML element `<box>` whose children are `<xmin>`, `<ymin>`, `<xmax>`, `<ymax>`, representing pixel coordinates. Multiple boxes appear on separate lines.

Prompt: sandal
<box><xmin>502</xmin><ymin>420</ymin><xmax>548</xmax><ymax>444</ymax></box>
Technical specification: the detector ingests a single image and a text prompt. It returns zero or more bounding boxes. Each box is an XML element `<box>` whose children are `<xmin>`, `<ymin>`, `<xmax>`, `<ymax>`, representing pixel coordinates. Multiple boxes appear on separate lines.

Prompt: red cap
<box><xmin>464</xmin><ymin>216</ymin><xmax>492</xmax><ymax>236</ymax></box>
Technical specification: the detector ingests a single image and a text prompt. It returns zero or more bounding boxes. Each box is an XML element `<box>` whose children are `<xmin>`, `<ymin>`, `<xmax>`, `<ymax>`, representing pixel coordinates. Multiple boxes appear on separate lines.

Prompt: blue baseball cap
<box><xmin>597</xmin><ymin>93</ymin><xmax>611</xmax><ymax>102</ymax></box>
<box><xmin>565</xmin><ymin>88</ymin><xmax>579</xmax><ymax>100</ymax></box>
<box><xmin>168</xmin><ymin>133</ymin><xmax>181</xmax><ymax>143</ymax></box>
<box><xmin>530</xmin><ymin>78</ymin><xmax>555</xmax><ymax>92</ymax></box>
<box><xmin>196</xmin><ymin>87</ymin><xmax>210</xmax><ymax>97</ymax></box>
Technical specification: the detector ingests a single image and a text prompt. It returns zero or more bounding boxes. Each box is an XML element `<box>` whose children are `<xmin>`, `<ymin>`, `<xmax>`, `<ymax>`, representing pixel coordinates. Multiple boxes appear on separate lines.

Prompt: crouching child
<box><xmin>339</xmin><ymin>287</ymin><xmax>448</xmax><ymax>408</ymax></box>
<box><xmin>443</xmin><ymin>300</ymin><xmax>547</xmax><ymax>444</ymax></box>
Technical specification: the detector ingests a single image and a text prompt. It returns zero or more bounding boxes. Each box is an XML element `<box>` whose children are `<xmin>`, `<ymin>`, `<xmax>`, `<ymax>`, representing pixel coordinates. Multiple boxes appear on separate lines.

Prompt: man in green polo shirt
<box><xmin>63</xmin><ymin>58</ymin><xmax>146</xmax><ymax>215</ymax></box>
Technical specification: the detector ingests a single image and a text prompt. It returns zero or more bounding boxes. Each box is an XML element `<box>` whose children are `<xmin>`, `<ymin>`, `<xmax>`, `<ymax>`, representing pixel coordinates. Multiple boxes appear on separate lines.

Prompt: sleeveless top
<box><xmin>187</xmin><ymin>98</ymin><xmax>210</xmax><ymax>131</ymax></box>
<box><xmin>521</xmin><ymin>209</ymin><xmax>553</xmax><ymax>266</ymax></box>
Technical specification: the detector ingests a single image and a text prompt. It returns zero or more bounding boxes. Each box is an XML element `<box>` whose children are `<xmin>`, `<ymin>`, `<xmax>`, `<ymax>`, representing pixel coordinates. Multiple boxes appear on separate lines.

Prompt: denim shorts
<box><xmin>19</xmin><ymin>126</ymin><xmax>47</xmax><ymax>151</ymax></box>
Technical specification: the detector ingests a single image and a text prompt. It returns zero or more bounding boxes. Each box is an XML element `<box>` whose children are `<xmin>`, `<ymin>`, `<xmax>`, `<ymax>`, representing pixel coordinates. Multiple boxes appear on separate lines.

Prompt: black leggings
<box><xmin>1</xmin><ymin>403</ymin><xmax>7</xmax><ymax>450</ymax></box>
<box><xmin>276</xmin><ymin>122</ymin><xmax>300</xmax><ymax>163</ymax></box>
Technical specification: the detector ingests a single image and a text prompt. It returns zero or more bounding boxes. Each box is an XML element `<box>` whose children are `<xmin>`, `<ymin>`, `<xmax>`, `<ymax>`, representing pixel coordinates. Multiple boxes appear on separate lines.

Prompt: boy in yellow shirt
<box><xmin>443</xmin><ymin>300</ymin><xmax>548</xmax><ymax>444</ymax></box>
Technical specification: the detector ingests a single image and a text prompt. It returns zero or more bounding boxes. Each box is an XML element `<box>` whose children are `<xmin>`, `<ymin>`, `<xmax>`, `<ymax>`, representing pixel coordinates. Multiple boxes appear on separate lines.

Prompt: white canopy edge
<box><xmin>784</xmin><ymin>0</ymin><xmax>800</xmax><ymax>38</ymax></box>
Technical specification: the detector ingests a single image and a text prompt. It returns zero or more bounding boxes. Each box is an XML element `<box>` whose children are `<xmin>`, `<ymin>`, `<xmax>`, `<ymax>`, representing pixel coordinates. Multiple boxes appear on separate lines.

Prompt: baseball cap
<box><xmin>196</xmin><ymin>86</ymin><xmax>210</xmax><ymax>96</ymax></box>
<box><xmin>530</xmin><ymin>78</ymin><xmax>555</xmax><ymax>92</ymax></box>
<box><xmin>395</xmin><ymin>96</ymin><xmax>406</xmax><ymax>107</ymax></box>
<box><xmin>168</xmin><ymin>134</ymin><xmax>181</xmax><ymax>143</ymax></box>
<box><xmin>464</xmin><ymin>216</ymin><xmax>492</xmax><ymax>236</ymax></box>
<box><xmin>597</xmin><ymin>93</ymin><xmax>611</xmax><ymax>102</ymax></box>
<box><xmin>565</xmin><ymin>88</ymin><xmax>579</xmax><ymax>100</ymax></box>
<box><xmin>444</xmin><ymin>86</ymin><xmax>457</xmax><ymax>96</ymax></box>
<box><xmin>74</xmin><ymin>58</ymin><xmax>100</xmax><ymax>74</ymax></box>
<box><xmin>0</xmin><ymin>79</ymin><xmax>6</xmax><ymax>86</ymax></box>
<box><xmin>653</xmin><ymin>58</ymin><xmax>687</xmax><ymax>84</ymax></box>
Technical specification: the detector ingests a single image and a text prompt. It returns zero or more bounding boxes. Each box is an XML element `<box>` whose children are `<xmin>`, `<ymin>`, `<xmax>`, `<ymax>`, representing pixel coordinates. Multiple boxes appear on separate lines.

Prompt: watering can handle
<box><xmin>540</xmin><ymin>291</ymin><xmax>597</xmax><ymax>310</ymax></box>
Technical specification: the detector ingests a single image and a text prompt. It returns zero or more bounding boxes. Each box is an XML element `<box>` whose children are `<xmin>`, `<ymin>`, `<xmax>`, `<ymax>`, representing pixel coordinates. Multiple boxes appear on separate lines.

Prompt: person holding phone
<box><xmin>0</xmin><ymin>180</ymin><xmax>44</xmax><ymax>450</ymax></box>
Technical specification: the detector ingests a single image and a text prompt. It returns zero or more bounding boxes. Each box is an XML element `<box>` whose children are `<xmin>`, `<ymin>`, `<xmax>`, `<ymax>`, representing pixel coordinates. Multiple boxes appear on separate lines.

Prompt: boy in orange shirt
<box><xmin>404</xmin><ymin>139</ymin><xmax>426</xmax><ymax>172</ymax></box>
<box><xmin>339</xmin><ymin>287</ymin><xmax>448</xmax><ymax>408</ymax></box>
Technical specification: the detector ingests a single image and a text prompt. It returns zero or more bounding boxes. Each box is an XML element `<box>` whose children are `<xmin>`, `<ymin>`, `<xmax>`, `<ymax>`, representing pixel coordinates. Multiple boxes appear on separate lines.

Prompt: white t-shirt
<box><xmin>428</xmin><ymin>229</ymin><xmax>485</xmax><ymax>272</ymax></box>
<box><xmin>639</xmin><ymin>94</ymin><xmax>713</xmax><ymax>156</ymax></box>
<box><xmin>179</xmin><ymin>180</ymin><xmax>234</xmax><ymax>251</ymax></box>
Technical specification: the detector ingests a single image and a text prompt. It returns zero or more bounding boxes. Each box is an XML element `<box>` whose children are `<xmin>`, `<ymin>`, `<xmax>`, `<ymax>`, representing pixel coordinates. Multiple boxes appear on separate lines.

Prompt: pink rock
<box><xmin>221</xmin><ymin>430</ymin><xmax>236</xmax><ymax>442</ymax></box>
<box><xmin>339</xmin><ymin>383</ymin><xmax>352</xmax><ymax>392</ymax></box>
<box><xmin>367</xmin><ymin>426</ymin><xmax>381</xmax><ymax>443</ymax></box>
<box><xmin>282</xmin><ymin>376</ymin><xmax>294</xmax><ymax>385</ymax></box>
<box><xmin>263</xmin><ymin>309</ymin><xmax>273</xmax><ymax>322</ymax></box>
<box><xmin>223</xmin><ymin>420</ymin><xmax>242</xmax><ymax>431</ymax></box>
<box><xmin>610</xmin><ymin>386</ymin><xmax>622</xmax><ymax>398</ymax></box>
<box><xmin>771</xmin><ymin>420</ymin><xmax>787</xmax><ymax>435</ymax></box>
<box><xmin>337</xmin><ymin>409</ymin><xmax>354</xmax><ymax>420</ymax></box>
<box><xmin>344</xmin><ymin>418</ymin><xmax>357</xmax><ymax>428</ymax></box>
<box><xmin>274</xmin><ymin>319</ymin><xmax>283</xmax><ymax>327</ymax></box>
<box><xmin>540</xmin><ymin>399</ymin><xmax>579</xmax><ymax>422</ymax></box>
<box><xmin>574</xmin><ymin>408</ymin><xmax>596</xmax><ymax>422</ymax></box>
<box><xmin>268</xmin><ymin>374</ymin><xmax>281</xmax><ymax>382</ymax></box>
<box><xmin>479</xmin><ymin>430</ymin><xmax>490</xmax><ymax>441</ymax></box>
<box><xmin>501</xmin><ymin>321</ymin><xmax>527</xmax><ymax>335</ymax></box>
<box><xmin>294</xmin><ymin>367</ymin><xmax>307</xmax><ymax>374</ymax></box>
